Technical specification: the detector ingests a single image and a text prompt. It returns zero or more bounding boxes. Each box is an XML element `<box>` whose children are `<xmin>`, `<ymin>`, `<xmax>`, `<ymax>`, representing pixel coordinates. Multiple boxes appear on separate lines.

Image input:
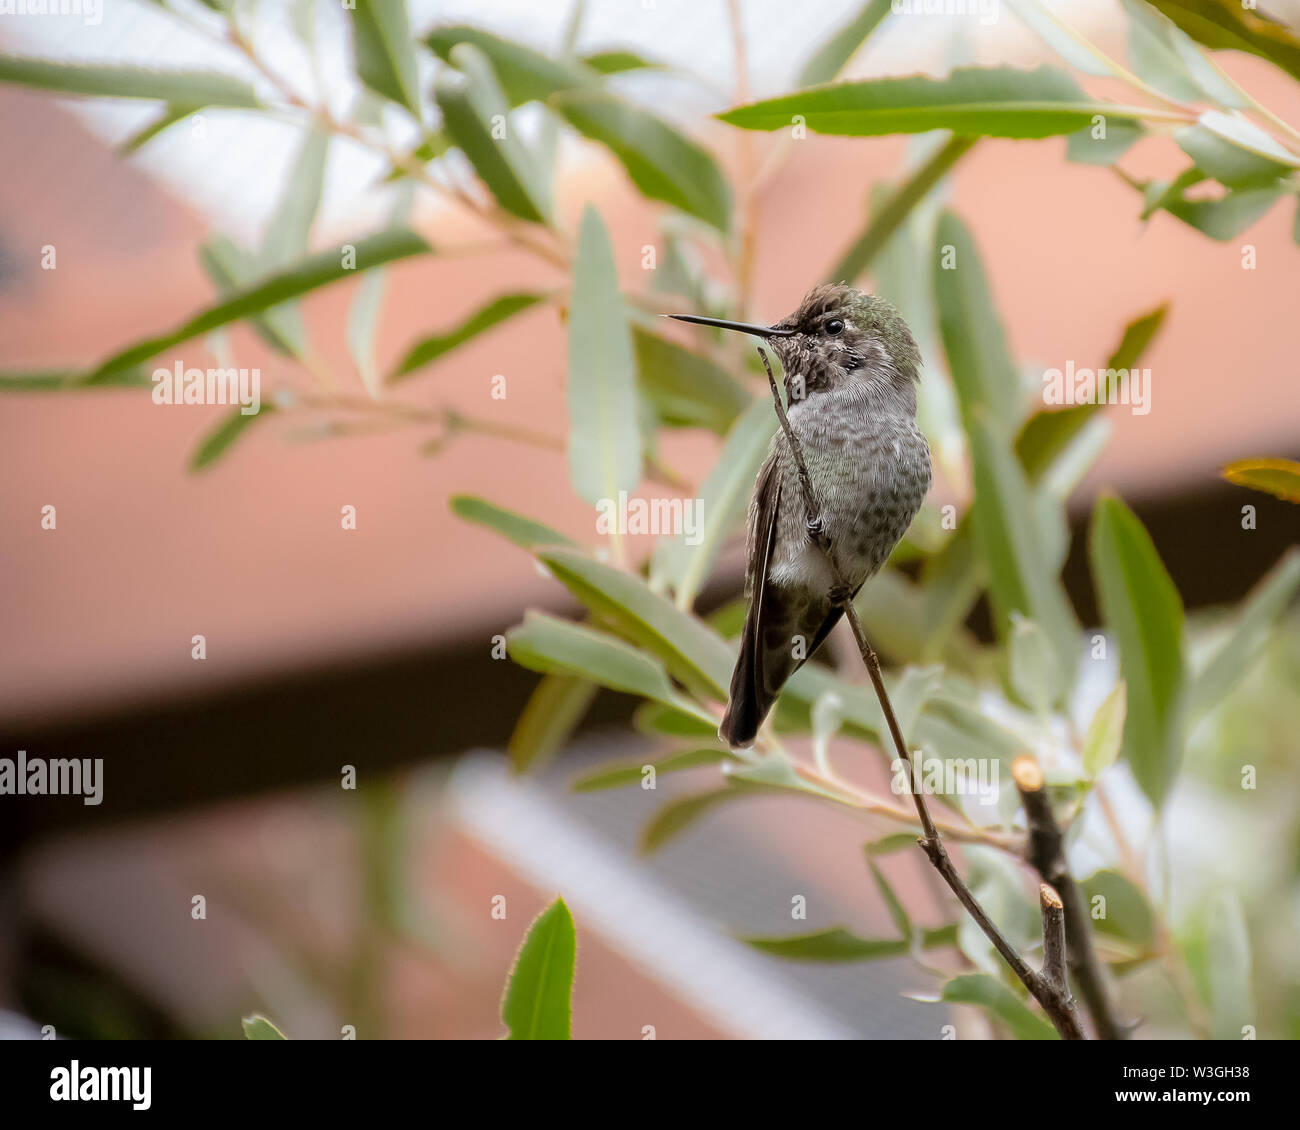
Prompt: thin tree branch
<box><xmin>756</xmin><ymin>345</ymin><xmax>1085</xmax><ymax>1041</ymax></box>
<box><xmin>825</xmin><ymin>135</ymin><xmax>977</xmax><ymax>285</ymax></box>
<box><xmin>1011</xmin><ymin>755</ymin><xmax>1127</xmax><ymax>1040</ymax></box>
<box><xmin>1039</xmin><ymin>883</ymin><xmax>1070</xmax><ymax>996</ymax></box>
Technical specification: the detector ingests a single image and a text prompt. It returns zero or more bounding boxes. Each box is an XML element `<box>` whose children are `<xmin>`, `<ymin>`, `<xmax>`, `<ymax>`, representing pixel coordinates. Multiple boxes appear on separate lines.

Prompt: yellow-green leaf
<box><xmin>1088</xmin><ymin>494</ymin><xmax>1185</xmax><ymax>806</ymax></box>
<box><xmin>1221</xmin><ymin>456</ymin><xmax>1300</xmax><ymax>503</ymax></box>
<box><xmin>1082</xmin><ymin>681</ymin><xmax>1127</xmax><ymax>778</ymax></box>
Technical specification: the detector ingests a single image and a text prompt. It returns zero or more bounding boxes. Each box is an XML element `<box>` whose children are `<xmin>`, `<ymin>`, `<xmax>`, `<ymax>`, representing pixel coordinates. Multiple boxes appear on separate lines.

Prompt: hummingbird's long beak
<box><xmin>664</xmin><ymin>313</ymin><xmax>796</xmax><ymax>338</ymax></box>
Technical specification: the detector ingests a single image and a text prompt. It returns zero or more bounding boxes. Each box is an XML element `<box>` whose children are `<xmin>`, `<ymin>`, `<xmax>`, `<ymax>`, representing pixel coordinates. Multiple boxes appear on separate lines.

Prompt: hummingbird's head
<box><xmin>667</xmin><ymin>284</ymin><xmax>921</xmax><ymax>410</ymax></box>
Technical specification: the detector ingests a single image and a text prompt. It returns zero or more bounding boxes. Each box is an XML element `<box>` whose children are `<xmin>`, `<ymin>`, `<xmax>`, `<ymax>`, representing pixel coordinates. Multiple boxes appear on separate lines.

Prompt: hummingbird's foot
<box><xmin>805</xmin><ymin>514</ymin><xmax>829</xmax><ymax>547</ymax></box>
<box><xmin>828</xmin><ymin>581</ymin><xmax>853</xmax><ymax>607</ymax></box>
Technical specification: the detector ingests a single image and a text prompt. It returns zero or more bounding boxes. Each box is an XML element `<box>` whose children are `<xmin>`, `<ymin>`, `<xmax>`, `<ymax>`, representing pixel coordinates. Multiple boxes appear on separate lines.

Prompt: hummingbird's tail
<box><xmin>718</xmin><ymin>599</ymin><xmax>770</xmax><ymax>748</ymax></box>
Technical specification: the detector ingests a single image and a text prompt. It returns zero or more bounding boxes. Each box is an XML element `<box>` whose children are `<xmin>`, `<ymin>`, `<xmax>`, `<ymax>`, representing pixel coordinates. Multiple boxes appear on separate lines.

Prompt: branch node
<box><xmin>1014</xmin><ymin>753</ymin><xmax>1127</xmax><ymax>1040</ymax></box>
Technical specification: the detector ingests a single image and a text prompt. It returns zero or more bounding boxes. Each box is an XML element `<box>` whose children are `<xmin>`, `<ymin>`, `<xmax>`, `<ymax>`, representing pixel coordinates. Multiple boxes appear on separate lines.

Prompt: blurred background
<box><xmin>1</xmin><ymin>0</ymin><xmax>1298</xmax><ymax>1039</ymax></box>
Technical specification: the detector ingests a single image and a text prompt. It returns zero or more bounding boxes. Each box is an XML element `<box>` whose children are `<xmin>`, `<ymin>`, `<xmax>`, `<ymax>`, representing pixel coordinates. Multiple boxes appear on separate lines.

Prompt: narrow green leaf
<box><xmin>1105</xmin><ymin>303</ymin><xmax>1170</xmax><ymax>374</ymax></box>
<box><xmin>632</xmin><ymin>329</ymin><xmax>750</xmax><ymax>433</ymax></box>
<box><xmin>633</xmin><ymin>701</ymin><xmax>720</xmax><ymax>739</ymax></box>
<box><xmin>508</xmin><ymin>674</ymin><xmax>598</xmax><ymax>774</ymax></box>
<box><xmin>705</xmin><ymin>598</ymin><xmax>748</xmax><ymax>640</ymax></box>
<box><xmin>436</xmin><ymin>44</ymin><xmax>551</xmax><ymax>223</ymax></box>
<box><xmin>868</xmin><ymin>168</ymin><xmax>965</xmax><ymax>484</ymax></box>
<box><xmin>864</xmin><ymin>832</ymin><xmax>923</xmax><ymax>857</ymax></box>
<box><xmin>572</xmin><ymin>747</ymin><xmax>736</xmax><ymax>792</ymax></box>
<box><xmin>640</xmin><ymin>788</ymin><xmax>737</xmax><ymax>853</ymax></box>
<box><xmin>887</xmin><ymin>664</ymin><xmax>945</xmax><ymax>746</ymax></box>
<box><xmin>198</xmin><ymin>237</ymin><xmax>305</xmax><ymax>358</ymax></box>
<box><xmin>553</xmin><ymin>91</ymin><xmax>732</xmax><ymax>231</ymax></box>
<box><xmin>389</xmin><ymin>293</ymin><xmax>545</xmax><ymax>383</ymax></box>
<box><xmin>190</xmin><ymin>404</ymin><xmax>275</xmax><ymax>472</ymax></box>
<box><xmin>1192</xmin><ymin>548</ymin><xmax>1300</xmax><ymax>714</ymax></box>
<box><xmin>507</xmin><ymin>612</ymin><xmax>711</xmax><ymax>723</ymax></box>
<box><xmin>253</xmin><ymin>127</ymin><xmax>329</xmax><ymax>356</ymax></box>
<box><xmin>744</xmin><ymin>927</ymin><xmax>905</xmax><ymax>961</ymax></box>
<box><xmin>1139</xmin><ymin>166</ymin><xmax>1208</xmax><ymax>221</ymax></box>
<box><xmin>581</xmin><ymin>49</ymin><xmax>663</xmax><ymax>75</ymax></box>
<box><xmin>798</xmin><ymin>0</ymin><xmax>893</xmax><ymax>87</ymax></box>
<box><xmin>1081</xmin><ymin>868</ymin><xmax>1154</xmax><ymax>947</ymax></box>
<box><xmin>913</xmin><ymin>696</ymin><xmax>1026</xmax><ymax>774</ymax></box>
<box><xmin>867</xmin><ymin>860</ymin><xmax>912</xmax><ymax>940</ymax></box>
<box><xmin>653</xmin><ymin>396</ymin><xmax>772</xmax><ymax>609</ymax></box>
<box><xmin>741</xmin><ymin>923</ymin><xmax>956</xmax><ymax>962</ymax></box>
<box><xmin>827</xmin><ymin>135</ymin><xmax>976</xmax><ymax>283</ymax></box>
<box><xmin>1088</xmin><ymin>494</ymin><xmax>1185</xmax><ymax>807</ymax></box>
<box><xmin>90</xmin><ymin>229</ymin><xmax>431</xmax><ymax>378</ymax></box>
<box><xmin>347</xmin><ymin>269</ymin><xmax>388</xmax><ymax>395</ymax></box>
<box><xmin>350</xmin><ymin>0</ymin><xmax>422</xmax><ymax>117</ymax></box>
<box><xmin>957</xmin><ymin>848</ymin><xmax>1042</xmax><ymax>974</ymax></box>
<box><xmin>116</xmin><ymin>103</ymin><xmax>201</xmax><ymax>154</ymax></box>
<box><xmin>1176</xmin><ymin>111</ymin><xmax>1298</xmax><ymax>189</ymax></box>
<box><xmin>918</xmin><ymin>523</ymin><xmax>986</xmax><ymax>661</ymax></box>
<box><xmin>1160</xmin><ymin>184</ymin><xmax>1285</xmax><ymax>241</ymax></box>
<box><xmin>566</xmin><ymin>206</ymin><xmax>641</xmax><ymax>504</ymax></box>
<box><xmin>1016</xmin><ymin>303</ymin><xmax>1167</xmax><ymax>479</ymax></box>
<box><xmin>1004</xmin><ymin>0</ymin><xmax>1115</xmax><ymax>77</ymax></box>
<box><xmin>451</xmin><ymin>494</ymin><xmax>575</xmax><ymax>551</ymax></box>
<box><xmin>850</xmin><ymin>568</ymin><xmax>936</xmax><ymax>669</ymax></box>
<box><xmin>1008</xmin><ymin>613</ymin><xmax>1064</xmax><ymax>714</ymax></box>
<box><xmin>241</xmin><ymin>1014</ymin><xmax>287</xmax><ymax>1040</ymax></box>
<box><xmin>538</xmin><ymin>547</ymin><xmax>732</xmax><ymax>700</ymax></box>
<box><xmin>968</xmin><ymin>410</ymin><xmax>1080</xmax><ymax>692</ymax></box>
<box><xmin>0</xmin><ymin>368</ymin><xmax>150</xmax><ymax>391</ymax></box>
<box><xmin>427</xmin><ymin>25</ymin><xmax>591</xmax><ymax>106</ymax></box>
<box><xmin>561</xmin><ymin>0</ymin><xmax>587</xmax><ymax>57</ymax></box>
<box><xmin>933</xmin><ymin>211</ymin><xmax>1022</xmax><ymax>429</ymax></box>
<box><xmin>941</xmin><ymin>974</ymin><xmax>1059</xmax><ymax>1040</ymax></box>
<box><xmin>1203</xmin><ymin>890</ymin><xmax>1253</xmax><ymax>1041</ymax></box>
<box><xmin>1082</xmin><ymin>681</ymin><xmax>1127</xmax><ymax>778</ymax></box>
<box><xmin>384</xmin><ymin>130</ymin><xmax>451</xmax><ymax>183</ymax></box>
<box><xmin>1145</xmin><ymin>0</ymin><xmax>1300</xmax><ymax>85</ymax></box>
<box><xmin>1123</xmin><ymin>0</ymin><xmax>1209</xmax><ymax>101</ymax></box>
<box><xmin>1065</xmin><ymin>119</ymin><xmax>1141</xmax><ymax>165</ymax></box>
<box><xmin>501</xmin><ymin>897</ymin><xmax>576</xmax><ymax>1040</ymax></box>
<box><xmin>718</xmin><ymin>65</ymin><xmax>1151</xmax><ymax>139</ymax></box>
<box><xmin>261</xmin><ymin>129</ymin><xmax>329</xmax><ymax>270</ymax></box>
<box><xmin>0</xmin><ymin>57</ymin><xmax>260</xmax><ymax>106</ymax></box>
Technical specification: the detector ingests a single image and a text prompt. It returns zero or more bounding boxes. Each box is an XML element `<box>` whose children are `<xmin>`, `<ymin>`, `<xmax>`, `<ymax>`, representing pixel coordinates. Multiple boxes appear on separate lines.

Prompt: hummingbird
<box><xmin>670</xmin><ymin>284</ymin><xmax>932</xmax><ymax>747</ymax></box>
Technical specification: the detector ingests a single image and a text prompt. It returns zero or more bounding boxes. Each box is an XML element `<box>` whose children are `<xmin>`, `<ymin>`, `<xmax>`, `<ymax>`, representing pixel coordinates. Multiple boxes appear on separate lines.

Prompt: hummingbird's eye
<box><xmin>825</xmin><ymin>318</ymin><xmax>844</xmax><ymax>336</ymax></box>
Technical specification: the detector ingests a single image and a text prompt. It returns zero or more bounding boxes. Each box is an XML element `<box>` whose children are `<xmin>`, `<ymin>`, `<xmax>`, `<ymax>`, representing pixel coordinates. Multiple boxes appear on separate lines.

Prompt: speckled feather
<box><xmin>720</xmin><ymin>285</ymin><xmax>932</xmax><ymax>747</ymax></box>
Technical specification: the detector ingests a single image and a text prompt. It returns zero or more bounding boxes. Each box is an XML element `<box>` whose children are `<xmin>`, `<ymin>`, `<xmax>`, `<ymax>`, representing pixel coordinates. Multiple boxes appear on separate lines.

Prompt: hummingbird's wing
<box><xmin>721</xmin><ymin>447</ymin><xmax>859</xmax><ymax>746</ymax></box>
<box><xmin>719</xmin><ymin>452</ymin><xmax>780</xmax><ymax>746</ymax></box>
<box><xmin>743</xmin><ymin>450</ymin><xmax>782</xmax><ymax>703</ymax></box>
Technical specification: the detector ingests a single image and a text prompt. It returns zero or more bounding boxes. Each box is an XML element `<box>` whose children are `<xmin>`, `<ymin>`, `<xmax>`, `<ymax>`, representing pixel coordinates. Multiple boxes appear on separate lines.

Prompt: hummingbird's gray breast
<box><xmin>770</xmin><ymin>398</ymin><xmax>931</xmax><ymax>593</ymax></box>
